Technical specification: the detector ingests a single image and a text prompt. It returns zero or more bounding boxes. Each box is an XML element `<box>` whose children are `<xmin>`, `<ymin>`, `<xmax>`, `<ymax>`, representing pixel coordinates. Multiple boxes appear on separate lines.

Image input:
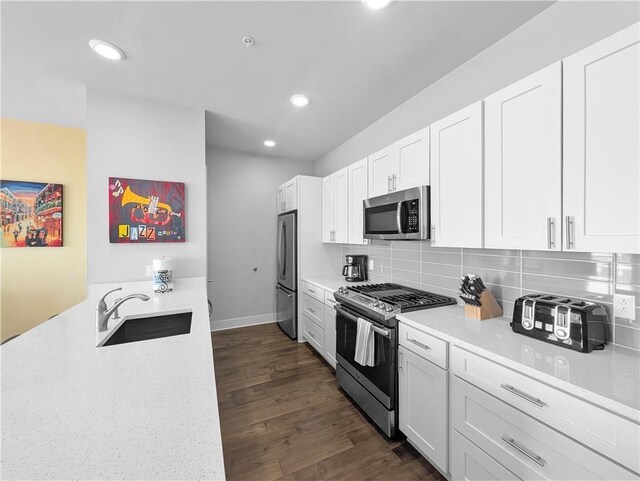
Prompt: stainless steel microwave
<box><xmin>363</xmin><ymin>186</ymin><xmax>430</xmax><ymax>240</ymax></box>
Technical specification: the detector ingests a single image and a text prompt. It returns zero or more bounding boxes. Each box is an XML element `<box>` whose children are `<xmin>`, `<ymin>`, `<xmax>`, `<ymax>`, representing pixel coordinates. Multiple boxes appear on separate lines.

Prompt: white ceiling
<box><xmin>1</xmin><ymin>1</ymin><xmax>552</xmax><ymax>161</ymax></box>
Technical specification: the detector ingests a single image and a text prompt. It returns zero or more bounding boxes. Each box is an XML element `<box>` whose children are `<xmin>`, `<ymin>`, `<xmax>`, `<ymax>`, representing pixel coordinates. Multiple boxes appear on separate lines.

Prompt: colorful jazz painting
<box><xmin>1</xmin><ymin>180</ymin><xmax>63</xmax><ymax>248</ymax></box>
<box><xmin>108</xmin><ymin>177</ymin><xmax>185</xmax><ymax>243</ymax></box>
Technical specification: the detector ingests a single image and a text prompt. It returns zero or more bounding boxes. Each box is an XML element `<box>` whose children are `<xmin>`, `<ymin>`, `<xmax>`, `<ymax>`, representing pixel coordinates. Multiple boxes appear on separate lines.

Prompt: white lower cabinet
<box><xmin>450</xmin><ymin>376</ymin><xmax>636</xmax><ymax>480</ymax></box>
<box><xmin>302</xmin><ymin>314</ymin><xmax>324</xmax><ymax>353</ymax></box>
<box><xmin>324</xmin><ymin>301</ymin><xmax>337</xmax><ymax>369</ymax></box>
<box><xmin>398</xmin><ymin>344</ymin><xmax>448</xmax><ymax>474</ymax></box>
<box><xmin>396</xmin><ymin>324</ymin><xmax>640</xmax><ymax>480</ymax></box>
<box><xmin>301</xmin><ymin>281</ymin><xmax>338</xmax><ymax>369</ymax></box>
<box><xmin>451</xmin><ymin>429</ymin><xmax>518</xmax><ymax>481</ymax></box>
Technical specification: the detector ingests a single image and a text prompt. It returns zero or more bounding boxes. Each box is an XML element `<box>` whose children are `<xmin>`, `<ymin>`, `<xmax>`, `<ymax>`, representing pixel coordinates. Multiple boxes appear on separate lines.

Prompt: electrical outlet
<box><xmin>369</xmin><ymin>259</ymin><xmax>374</xmax><ymax>271</ymax></box>
<box><xmin>614</xmin><ymin>294</ymin><xmax>636</xmax><ymax>320</ymax></box>
<box><xmin>146</xmin><ymin>265</ymin><xmax>153</xmax><ymax>277</ymax></box>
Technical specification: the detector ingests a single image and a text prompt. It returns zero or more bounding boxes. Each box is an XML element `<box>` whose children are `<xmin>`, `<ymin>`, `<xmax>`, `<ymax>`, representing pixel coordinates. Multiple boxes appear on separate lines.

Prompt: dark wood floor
<box><xmin>212</xmin><ymin>323</ymin><xmax>445</xmax><ymax>481</ymax></box>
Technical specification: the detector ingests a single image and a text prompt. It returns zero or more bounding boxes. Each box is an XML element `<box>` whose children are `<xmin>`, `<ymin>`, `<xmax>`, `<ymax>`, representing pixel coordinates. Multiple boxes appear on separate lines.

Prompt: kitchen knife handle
<box><xmin>565</xmin><ymin>216</ymin><xmax>574</xmax><ymax>250</ymax></box>
<box><xmin>546</xmin><ymin>217</ymin><xmax>555</xmax><ymax>249</ymax></box>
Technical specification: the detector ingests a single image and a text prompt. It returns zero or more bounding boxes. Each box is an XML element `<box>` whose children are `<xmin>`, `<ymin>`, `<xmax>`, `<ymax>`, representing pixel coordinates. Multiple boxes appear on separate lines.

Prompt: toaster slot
<box><xmin>521</xmin><ymin>299</ymin><xmax>536</xmax><ymax>330</ymax></box>
<box><xmin>553</xmin><ymin>306</ymin><xmax>571</xmax><ymax>340</ymax></box>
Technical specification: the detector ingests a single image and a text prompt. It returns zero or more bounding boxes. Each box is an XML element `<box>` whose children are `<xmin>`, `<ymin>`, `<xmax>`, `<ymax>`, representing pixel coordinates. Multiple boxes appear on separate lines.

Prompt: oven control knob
<box><xmin>372</xmin><ymin>301</ymin><xmax>379</xmax><ymax>307</ymax></box>
<box><xmin>386</xmin><ymin>306</ymin><xmax>393</xmax><ymax>312</ymax></box>
<box><xmin>379</xmin><ymin>303</ymin><xmax>386</xmax><ymax>309</ymax></box>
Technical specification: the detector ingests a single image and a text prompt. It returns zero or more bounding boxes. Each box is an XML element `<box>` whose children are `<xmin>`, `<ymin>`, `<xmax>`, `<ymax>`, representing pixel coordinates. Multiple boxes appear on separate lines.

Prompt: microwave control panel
<box><xmin>406</xmin><ymin>200</ymin><xmax>419</xmax><ymax>233</ymax></box>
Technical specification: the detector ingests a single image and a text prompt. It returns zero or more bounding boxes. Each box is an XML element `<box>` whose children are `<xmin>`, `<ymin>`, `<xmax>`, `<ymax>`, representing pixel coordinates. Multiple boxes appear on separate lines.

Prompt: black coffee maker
<box><xmin>342</xmin><ymin>255</ymin><xmax>368</xmax><ymax>282</ymax></box>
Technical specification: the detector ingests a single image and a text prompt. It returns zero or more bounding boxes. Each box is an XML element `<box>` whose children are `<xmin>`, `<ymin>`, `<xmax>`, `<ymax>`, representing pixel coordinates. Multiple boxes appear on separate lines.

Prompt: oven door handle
<box><xmin>335</xmin><ymin>305</ymin><xmax>391</xmax><ymax>339</ymax></box>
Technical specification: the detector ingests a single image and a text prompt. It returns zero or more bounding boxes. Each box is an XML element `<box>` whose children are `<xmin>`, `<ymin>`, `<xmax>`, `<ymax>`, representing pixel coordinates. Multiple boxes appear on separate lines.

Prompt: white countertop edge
<box><xmin>397</xmin><ymin>313</ymin><xmax>640</xmax><ymax>423</ymax></box>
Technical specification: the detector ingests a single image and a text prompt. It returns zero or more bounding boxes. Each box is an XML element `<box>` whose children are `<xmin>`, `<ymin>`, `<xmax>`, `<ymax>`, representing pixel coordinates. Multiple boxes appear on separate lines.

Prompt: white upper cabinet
<box><xmin>563</xmin><ymin>24</ymin><xmax>640</xmax><ymax>254</ymax></box>
<box><xmin>368</xmin><ymin>128</ymin><xmax>430</xmax><ymax>198</ymax></box>
<box><xmin>322</xmin><ymin>167</ymin><xmax>348</xmax><ymax>243</ymax></box>
<box><xmin>368</xmin><ymin>145</ymin><xmax>397</xmax><ymax>197</ymax></box>
<box><xmin>334</xmin><ymin>168</ymin><xmax>348</xmax><ymax>243</ymax></box>
<box><xmin>395</xmin><ymin>127</ymin><xmax>430</xmax><ymax>191</ymax></box>
<box><xmin>430</xmin><ymin>102</ymin><xmax>483</xmax><ymax>248</ymax></box>
<box><xmin>284</xmin><ymin>178</ymin><xmax>298</xmax><ymax>212</ymax></box>
<box><xmin>322</xmin><ymin>175</ymin><xmax>335</xmax><ymax>243</ymax></box>
<box><xmin>347</xmin><ymin>158</ymin><xmax>369</xmax><ymax>245</ymax></box>
<box><xmin>276</xmin><ymin>185</ymin><xmax>286</xmax><ymax>213</ymax></box>
<box><xmin>484</xmin><ymin>63</ymin><xmax>562</xmax><ymax>250</ymax></box>
<box><xmin>276</xmin><ymin>177</ymin><xmax>298</xmax><ymax>213</ymax></box>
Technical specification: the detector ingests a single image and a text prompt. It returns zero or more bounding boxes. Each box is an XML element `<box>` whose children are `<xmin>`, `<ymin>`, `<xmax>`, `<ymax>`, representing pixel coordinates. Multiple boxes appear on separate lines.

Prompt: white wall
<box><xmin>314</xmin><ymin>1</ymin><xmax>640</xmax><ymax>176</ymax></box>
<box><xmin>206</xmin><ymin>147</ymin><xmax>314</xmax><ymax>327</ymax></box>
<box><xmin>86</xmin><ymin>89</ymin><xmax>206</xmax><ymax>283</ymax></box>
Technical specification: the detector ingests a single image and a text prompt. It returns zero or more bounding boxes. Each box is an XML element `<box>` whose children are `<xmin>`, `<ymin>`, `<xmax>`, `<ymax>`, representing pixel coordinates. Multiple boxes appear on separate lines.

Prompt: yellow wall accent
<box><xmin>0</xmin><ymin>118</ymin><xmax>86</xmax><ymax>342</ymax></box>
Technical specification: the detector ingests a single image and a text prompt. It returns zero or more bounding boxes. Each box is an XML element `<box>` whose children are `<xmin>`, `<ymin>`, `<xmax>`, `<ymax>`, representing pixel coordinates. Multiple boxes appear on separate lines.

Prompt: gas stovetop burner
<box><xmin>335</xmin><ymin>282</ymin><xmax>456</xmax><ymax>322</ymax></box>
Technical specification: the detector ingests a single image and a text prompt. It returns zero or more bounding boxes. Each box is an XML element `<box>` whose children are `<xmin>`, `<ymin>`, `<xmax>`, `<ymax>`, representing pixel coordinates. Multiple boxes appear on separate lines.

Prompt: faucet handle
<box><xmin>97</xmin><ymin>287</ymin><xmax>122</xmax><ymax>311</ymax></box>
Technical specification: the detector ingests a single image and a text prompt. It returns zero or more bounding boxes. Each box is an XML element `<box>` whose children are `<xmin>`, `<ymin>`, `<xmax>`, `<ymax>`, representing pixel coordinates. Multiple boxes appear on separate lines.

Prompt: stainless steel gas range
<box><xmin>333</xmin><ymin>283</ymin><xmax>456</xmax><ymax>437</ymax></box>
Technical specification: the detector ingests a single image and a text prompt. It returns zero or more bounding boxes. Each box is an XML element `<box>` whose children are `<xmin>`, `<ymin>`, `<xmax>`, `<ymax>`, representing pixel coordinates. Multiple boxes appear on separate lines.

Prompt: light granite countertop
<box><xmin>303</xmin><ymin>274</ymin><xmax>371</xmax><ymax>293</ymax></box>
<box><xmin>1</xmin><ymin>277</ymin><xmax>225</xmax><ymax>480</ymax></box>
<box><xmin>397</xmin><ymin>305</ymin><xmax>640</xmax><ymax>423</ymax></box>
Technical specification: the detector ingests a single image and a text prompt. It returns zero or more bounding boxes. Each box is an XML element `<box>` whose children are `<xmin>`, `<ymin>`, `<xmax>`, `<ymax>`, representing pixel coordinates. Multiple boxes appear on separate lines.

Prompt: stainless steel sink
<box><xmin>98</xmin><ymin>311</ymin><xmax>192</xmax><ymax>347</ymax></box>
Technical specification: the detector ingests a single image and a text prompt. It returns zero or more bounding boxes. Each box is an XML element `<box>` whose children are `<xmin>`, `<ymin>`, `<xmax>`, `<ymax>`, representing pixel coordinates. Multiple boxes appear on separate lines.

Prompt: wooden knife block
<box><xmin>464</xmin><ymin>290</ymin><xmax>503</xmax><ymax>320</ymax></box>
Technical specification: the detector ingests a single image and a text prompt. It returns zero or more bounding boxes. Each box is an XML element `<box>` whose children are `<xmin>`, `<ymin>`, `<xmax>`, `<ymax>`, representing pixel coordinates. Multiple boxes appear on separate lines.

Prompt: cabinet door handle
<box><xmin>547</xmin><ymin>217</ymin><xmax>555</xmax><ymax>249</ymax></box>
<box><xmin>431</xmin><ymin>225</ymin><xmax>436</xmax><ymax>245</ymax></box>
<box><xmin>387</xmin><ymin>176</ymin><xmax>392</xmax><ymax>193</ymax></box>
<box><xmin>501</xmin><ymin>436</ymin><xmax>546</xmax><ymax>467</ymax></box>
<box><xmin>407</xmin><ymin>337</ymin><xmax>430</xmax><ymax>351</ymax></box>
<box><xmin>393</xmin><ymin>174</ymin><xmax>397</xmax><ymax>191</ymax></box>
<box><xmin>500</xmin><ymin>384</ymin><xmax>544</xmax><ymax>408</ymax></box>
<box><xmin>398</xmin><ymin>350</ymin><xmax>403</xmax><ymax>371</ymax></box>
<box><xmin>565</xmin><ymin>216</ymin><xmax>574</xmax><ymax>250</ymax></box>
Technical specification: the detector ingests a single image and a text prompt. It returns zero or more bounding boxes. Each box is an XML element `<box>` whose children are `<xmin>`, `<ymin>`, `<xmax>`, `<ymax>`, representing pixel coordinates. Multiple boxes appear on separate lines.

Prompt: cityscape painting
<box><xmin>108</xmin><ymin>177</ymin><xmax>185</xmax><ymax>243</ymax></box>
<box><xmin>1</xmin><ymin>180</ymin><xmax>63</xmax><ymax>247</ymax></box>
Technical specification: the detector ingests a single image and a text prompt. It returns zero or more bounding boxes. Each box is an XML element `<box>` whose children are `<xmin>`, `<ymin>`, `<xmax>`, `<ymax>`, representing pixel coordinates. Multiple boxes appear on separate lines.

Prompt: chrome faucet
<box><xmin>96</xmin><ymin>287</ymin><xmax>150</xmax><ymax>332</ymax></box>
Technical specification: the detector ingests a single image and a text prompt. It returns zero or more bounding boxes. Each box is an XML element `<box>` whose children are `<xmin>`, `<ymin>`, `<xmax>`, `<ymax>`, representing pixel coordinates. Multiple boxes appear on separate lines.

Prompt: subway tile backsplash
<box><xmin>339</xmin><ymin>242</ymin><xmax>640</xmax><ymax>351</ymax></box>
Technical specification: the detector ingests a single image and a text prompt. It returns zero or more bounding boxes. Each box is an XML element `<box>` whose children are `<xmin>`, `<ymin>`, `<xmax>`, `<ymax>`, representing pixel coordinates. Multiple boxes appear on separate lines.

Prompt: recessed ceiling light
<box><xmin>290</xmin><ymin>94</ymin><xmax>311</xmax><ymax>107</ymax></box>
<box><xmin>362</xmin><ymin>0</ymin><xmax>394</xmax><ymax>10</ymax></box>
<box><xmin>89</xmin><ymin>39</ymin><xmax>125</xmax><ymax>60</ymax></box>
<box><xmin>264</xmin><ymin>140</ymin><xmax>276</xmax><ymax>147</ymax></box>
<box><xmin>242</xmin><ymin>36</ymin><xmax>255</xmax><ymax>47</ymax></box>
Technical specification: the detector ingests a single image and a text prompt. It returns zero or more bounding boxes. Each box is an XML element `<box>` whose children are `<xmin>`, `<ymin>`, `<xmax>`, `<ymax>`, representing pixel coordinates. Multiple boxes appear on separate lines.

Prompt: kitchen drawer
<box><xmin>301</xmin><ymin>293</ymin><xmax>324</xmax><ymax>328</ymax></box>
<box><xmin>451</xmin><ymin>376</ymin><xmax>637</xmax><ymax>480</ymax></box>
<box><xmin>324</xmin><ymin>289</ymin><xmax>336</xmax><ymax>307</ymax></box>
<box><xmin>451</xmin><ymin>346</ymin><xmax>640</xmax><ymax>473</ymax></box>
<box><xmin>399</xmin><ymin>322</ymin><xmax>448</xmax><ymax>369</ymax></box>
<box><xmin>302</xmin><ymin>281</ymin><xmax>324</xmax><ymax>302</ymax></box>
<box><xmin>303</xmin><ymin>314</ymin><xmax>324</xmax><ymax>354</ymax></box>
<box><xmin>451</xmin><ymin>429</ymin><xmax>520</xmax><ymax>481</ymax></box>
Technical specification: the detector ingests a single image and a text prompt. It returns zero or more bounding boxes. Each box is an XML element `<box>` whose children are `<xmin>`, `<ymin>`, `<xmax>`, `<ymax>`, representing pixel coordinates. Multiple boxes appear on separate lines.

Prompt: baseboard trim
<box><xmin>210</xmin><ymin>313</ymin><xmax>276</xmax><ymax>332</ymax></box>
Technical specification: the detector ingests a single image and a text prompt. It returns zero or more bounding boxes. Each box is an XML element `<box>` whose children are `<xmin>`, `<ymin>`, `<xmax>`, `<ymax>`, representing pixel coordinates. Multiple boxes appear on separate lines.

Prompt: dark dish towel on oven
<box><xmin>355</xmin><ymin>317</ymin><xmax>375</xmax><ymax>367</ymax></box>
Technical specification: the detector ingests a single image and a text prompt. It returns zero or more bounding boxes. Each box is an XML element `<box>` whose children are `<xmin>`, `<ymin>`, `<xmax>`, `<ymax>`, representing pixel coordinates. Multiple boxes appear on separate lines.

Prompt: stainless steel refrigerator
<box><xmin>276</xmin><ymin>212</ymin><xmax>297</xmax><ymax>339</ymax></box>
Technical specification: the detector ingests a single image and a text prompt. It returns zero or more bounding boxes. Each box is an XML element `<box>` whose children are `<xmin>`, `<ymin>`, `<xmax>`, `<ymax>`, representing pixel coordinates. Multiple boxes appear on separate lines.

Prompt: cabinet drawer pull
<box><xmin>500</xmin><ymin>384</ymin><xmax>544</xmax><ymax>408</ymax></box>
<box><xmin>408</xmin><ymin>337</ymin><xmax>430</xmax><ymax>351</ymax></box>
<box><xmin>501</xmin><ymin>435</ymin><xmax>546</xmax><ymax>467</ymax></box>
<box><xmin>307</xmin><ymin>288</ymin><xmax>316</xmax><ymax>293</ymax></box>
<box><xmin>307</xmin><ymin>307</ymin><xmax>315</xmax><ymax>314</ymax></box>
<box><xmin>565</xmin><ymin>216</ymin><xmax>574</xmax><ymax>249</ymax></box>
<box><xmin>547</xmin><ymin>217</ymin><xmax>555</xmax><ymax>249</ymax></box>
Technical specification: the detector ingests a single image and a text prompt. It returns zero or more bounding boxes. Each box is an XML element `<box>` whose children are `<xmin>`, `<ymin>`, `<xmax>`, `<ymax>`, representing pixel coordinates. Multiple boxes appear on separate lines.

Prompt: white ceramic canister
<box><xmin>152</xmin><ymin>257</ymin><xmax>174</xmax><ymax>293</ymax></box>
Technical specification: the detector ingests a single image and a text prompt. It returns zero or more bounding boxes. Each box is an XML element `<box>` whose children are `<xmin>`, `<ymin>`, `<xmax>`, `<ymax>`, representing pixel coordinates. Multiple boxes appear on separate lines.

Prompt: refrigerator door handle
<box><xmin>277</xmin><ymin>220</ymin><xmax>283</xmax><ymax>280</ymax></box>
<box><xmin>282</xmin><ymin>223</ymin><xmax>287</xmax><ymax>278</ymax></box>
<box><xmin>276</xmin><ymin>284</ymin><xmax>294</xmax><ymax>297</ymax></box>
